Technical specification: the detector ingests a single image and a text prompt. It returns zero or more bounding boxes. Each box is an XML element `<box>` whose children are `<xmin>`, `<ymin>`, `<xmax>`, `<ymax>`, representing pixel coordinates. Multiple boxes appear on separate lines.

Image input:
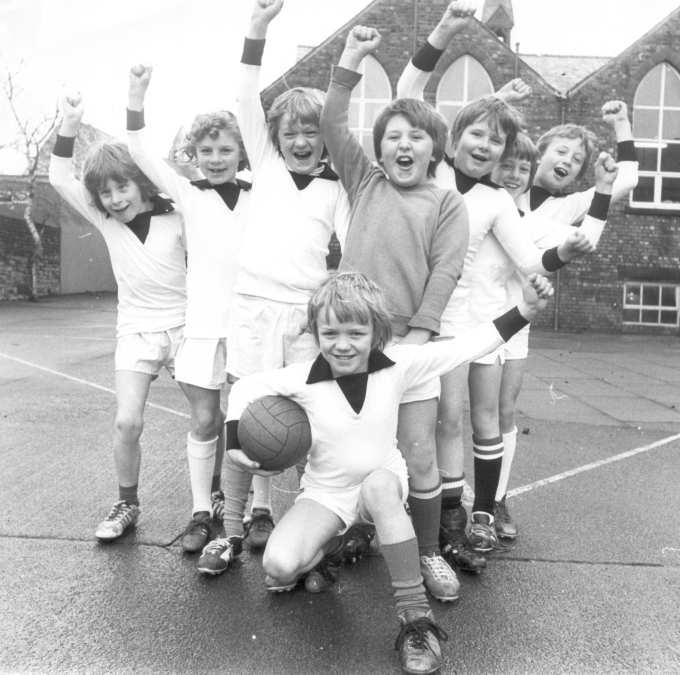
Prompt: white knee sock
<box><xmin>250</xmin><ymin>474</ymin><xmax>272</xmax><ymax>513</ymax></box>
<box><xmin>495</xmin><ymin>427</ymin><xmax>518</xmax><ymax>501</ymax></box>
<box><xmin>187</xmin><ymin>433</ymin><xmax>217</xmax><ymax>515</ymax></box>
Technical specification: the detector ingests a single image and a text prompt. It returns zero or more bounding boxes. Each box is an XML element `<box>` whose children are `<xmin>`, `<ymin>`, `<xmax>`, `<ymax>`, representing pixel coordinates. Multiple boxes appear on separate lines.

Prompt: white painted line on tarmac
<box><xmin>0</xmin><ymin>351</ymin><xmax>190</xmax><ymax>419</ymax></box>
<box><xmin>508</xmin><ymin>432</ymin><xmax>680</xmax><ymax>498</ymax></box>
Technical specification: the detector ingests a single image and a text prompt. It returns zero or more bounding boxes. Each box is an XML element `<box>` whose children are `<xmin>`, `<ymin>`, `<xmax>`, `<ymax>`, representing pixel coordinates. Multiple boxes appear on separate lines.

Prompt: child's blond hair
<box><xmin>267</xmin><ymin>87</ymin><xmax>325</xmax><ymax>154</ymax></box>
<box><xmin>308</xmin><ymin>272</ymin><xmax>393</xmax><ymax>351</ymax></box>
<box><xmin>182</xmin><ymin>111</ymin><xmax>248</xmax><ymax>170</ymax></box>
<box><xmin>536</xmin><ymin>124</ymin><xmax>597</xmax><ymax>179</ymax></box>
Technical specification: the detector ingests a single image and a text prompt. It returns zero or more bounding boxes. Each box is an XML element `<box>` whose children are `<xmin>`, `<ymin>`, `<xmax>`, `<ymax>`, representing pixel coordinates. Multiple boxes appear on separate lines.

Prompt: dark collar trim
<box><xmin>289</xmin><ymin>164</ymin><xmax>339</xmax><ymax>190</ymax></box>
<box><xmin>306</xmin><ymin>350</ymin><xmax>395</xmax><ymax>384</ymax></box>
<box><xmin>190</xmin><ymin>178</ymin><xmax>252</xmax><ymax>191</ymax></box>
<box><xmin>529</xmin><ymin>184</ymin><xmax>554</xmax><ymax>211</ymax></box>
<box><xmin>444</xmin><ymin>157</ymin><xmax>500</xmax><ymax>194</ymax></box>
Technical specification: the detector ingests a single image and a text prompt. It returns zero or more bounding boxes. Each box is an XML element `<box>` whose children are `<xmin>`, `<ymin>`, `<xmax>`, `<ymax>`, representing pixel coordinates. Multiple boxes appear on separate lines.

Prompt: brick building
<box><xmin>263</xmin><ymin>0</ymin><xmax>680</xmax><ymax>334</ymax></box>
<box><xmin>0</xmin><ymin>124</ymin><xmax>115</xmax><ymax>300</ymax></box>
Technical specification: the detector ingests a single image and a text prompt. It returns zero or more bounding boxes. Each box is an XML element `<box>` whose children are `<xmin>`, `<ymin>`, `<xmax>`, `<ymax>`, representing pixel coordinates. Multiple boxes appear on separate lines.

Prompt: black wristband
<box><xmin>127</xmin><ymin>108</ymin><xmax>145</xmax><ymax>131</ymax></box>
<box><xmin>242</xmin><ymin>38</ymin><xmax>266</xmax><ymax>66</ymax></box>
<box><xmin>226</xmin><ymin>420</ymin><xmax>241</xmax><ymax>450</ymax></box>
<box><xmin>493</xmin><ymin>306</ymin><xmax>530</xmax><ymax>341</ymax></box>
<box><xmin>412</xmin><ymin>40</ymin><xmax>444</xmax><ymax>72</ymax></box>
<box><xmin>542</xmin><ymin>246</ymin><xmax>566</xmax><ymax>272</ymax></box>
<box><xmin>617</xmin><ymin>140</ymin><xmax>636</xmax><ymax>162</ymax></box>
<box><xmin>588</xmin><ymin>192</ymin><xmax>611</xmax><ymax>220</ymax></box>
<box><xmin>53</xmin><ymin>135</ymin><xmax>75</xmax><ymax>158</ymax></box>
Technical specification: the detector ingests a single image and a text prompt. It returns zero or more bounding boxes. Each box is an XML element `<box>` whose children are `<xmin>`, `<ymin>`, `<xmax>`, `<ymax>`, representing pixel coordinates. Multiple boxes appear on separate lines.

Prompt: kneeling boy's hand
<box><xmin>594</xmin><ymin>151</ymin><xmax>618</xmax><ymax>193</ymax></box>
<box><xmin>227</xmin><ymin>449</ymin><xmax>281</xmax><ymax>477</ymax></box>
<box><xmin>518</xmin><ymin>273</ymin><xmax>553</xmax><ymax>320</ymax></box>
<box><xmin>128</xmin><ymin>64</ymin><xmax>152</xmax><ymax>110</ymax></box>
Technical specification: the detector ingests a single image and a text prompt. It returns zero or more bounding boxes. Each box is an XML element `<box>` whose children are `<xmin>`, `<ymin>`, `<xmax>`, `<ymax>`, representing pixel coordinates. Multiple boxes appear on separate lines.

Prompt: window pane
<box><xmin>637</xmin><ymin>146</ymin><xmax>658</xmax><ymax>171</ymax></box>
<box><xmin>642</xmin><ymin>285</ymin><xmax>659</xmax><ymax>305</ymax></box>
<box><xmin>360</xmin><ymin>133</ymin><xmax>375</xmax><ymax>159</ymax></box>
<box><xmin>662</xmin><ymin>110</ymin><xmax>680</xmax><ymax>140</ymax></box>
<box><xmin>364</xmin><ymin>101</ymin><xmax>387</xmax><ymax>127</ymax></box>
<box><xmin>632</xmin><ymin>176</ymin><xmax>655</xmax><ymax>202</ymax></box>
<box><xmin>660</xmin><ymin>310</ymin><xmax>678</xmax><ymax>325</ymax></box>
<box><xmin>633</xmin><ymin>108</ymin><xmax>660</xmax><ymax>139</ymax></box>
<box><xmin>663</xmin><ymin>65</ymin><xmax>680</xmax><ymax>107</ymax></box>
<box><xmin>467</xmin><ymin>58</ymin><xmax>494</xmax><ymax>100</ymax></box>
<box><xmin>438</xmin><ymin>59</ymin><xmax>465</xmax><ymax>102</ymax></box>
<box><xmin>641</xmin><ymin>309</ymin><xmax>659</xmax><ymax>323</ymax></box>
<box><xmin>661</xmin><ymin>177</ymin><xmax>680</xmax><ymax>203</ymax></box>
<box><xmin>438</xmin><ymin>103</ymin><xmax>462</xmax><ymax>129</ymax></box>
<box><xmin>363</xmin><ymin>56</ymin><xmax>391</xmax><ymax>99</ymax></box>
<box><xmin>660</xmin><ymin>143</ymin><xmax>680</xmax><ymax>172</ymax></box>
<box><xmin>661</xmin><ymin>286</ymin><xmax>677</xmax><ymax>307</ymax></box>
<box><xmin>622</xmin><ymin>308</ymin><xmax>640</xmax><ymax>323</ymax></box>
<box><xmin>625</xmin><ymin>284</ymin><xmax>641</xmax><ymax>305</ymax></box>
<box><xmin>634</xmin><ymin>65</ymin><xmax>662</xmax><ymax>107</ymax></box>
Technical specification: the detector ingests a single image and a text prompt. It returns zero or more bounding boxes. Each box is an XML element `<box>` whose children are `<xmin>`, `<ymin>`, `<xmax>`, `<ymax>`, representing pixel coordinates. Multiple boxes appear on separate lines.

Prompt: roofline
<box><xmin>566</xmin><ymin>4</ymin><xmax>680</xmax><ymax>96</ymax></box>
<box><xmin>262</xmin><ymin>0</ymin><xmax>382</xmax><ymax>96</ymax></box>
<box><xmin>520</xmin><ymin>52</ymin><xmax>612</xmax><ymax>60</ymax></box>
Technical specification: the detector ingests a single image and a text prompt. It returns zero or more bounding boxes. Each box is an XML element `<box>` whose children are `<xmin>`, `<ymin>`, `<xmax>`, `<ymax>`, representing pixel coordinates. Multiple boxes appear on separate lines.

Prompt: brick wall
<box><xmin>261</xmin><ymin>0</ymin><xmax>680</xmax><ymax>334</ymax></box>
<box><xmin>0</xmin><ymin>214</ymin><xmax>60</xmax><ymax>300</ymax></box>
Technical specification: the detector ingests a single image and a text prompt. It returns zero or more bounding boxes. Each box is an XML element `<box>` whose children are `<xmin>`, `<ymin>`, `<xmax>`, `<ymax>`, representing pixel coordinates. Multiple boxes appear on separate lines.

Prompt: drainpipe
<box><xmin>553</xmin><ymin>92</ymin><xmax>568</xmax><ymax>331</ymax></box>
<box><xmin>514</xmin><ymin>42</ymin><xmax>520</xmax><ymax>78</ymax></box>
<box><xmin>413</xmin><ymin>0</ymin><xmax>419</xmax><ymax>56</ymax></box>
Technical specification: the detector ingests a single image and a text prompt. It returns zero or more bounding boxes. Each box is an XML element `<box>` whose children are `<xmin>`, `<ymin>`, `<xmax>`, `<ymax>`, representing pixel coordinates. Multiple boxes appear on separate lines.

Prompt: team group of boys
<box><xmin>48</xmin><ymin>1</ymin><xmax>638</xmax><ymax>672</ymax></box>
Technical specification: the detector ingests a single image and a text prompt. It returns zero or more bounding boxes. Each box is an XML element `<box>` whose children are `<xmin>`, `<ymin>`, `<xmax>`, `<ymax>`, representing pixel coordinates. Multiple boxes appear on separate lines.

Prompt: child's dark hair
<box><xmin>308</xmin><ymin>272</ymin><xmax>393</xmax><ymax>351</ymax></box>
<box><xmin>536</xmin><ymin>124</ymin><xmax>597</xmax><ymax>179</ymax></box>
<box><xmin>267</xmin><ymin>87</ymin><xmax>325</xmax><ymax>152</ymax></box>
<box><xmin>83</xmin><ymin>142</ymin><xmax>158</xmax><ymax>213</ymax></box>
<box><xmin>372</xmin><ymin>98</ymin><xmax>448</xmax><ymax>177</ymax></box>
<box><xmin>182</xmin><ymin>111</ymin><xmax>248</xmax><ymax>171</ymax></box>
<box><xmin>451</xmin><ymin>96</ymin><xmax>524</xmax><ymax>150</ymax></box>
<box><xmin>501</xmin><ymin>131</ymin><xmax>538</xmax><ymax>190</ymax></box>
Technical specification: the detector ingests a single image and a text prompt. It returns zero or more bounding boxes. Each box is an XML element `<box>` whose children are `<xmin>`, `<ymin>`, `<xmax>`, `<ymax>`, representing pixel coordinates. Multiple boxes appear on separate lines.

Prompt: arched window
<box><xmin>349</xmin><ymin>55</ymin><xmax>392</xmax><ymax>159</ymax></box>
<box><xmin>631</xmin><ymin>62</ymin><xmax>680</xmax><ymax>209</ymax></box>
<box><xmin>436</xmin><ymin>55</ymin><xmax>494</xmax><ymax>129</ymax></box>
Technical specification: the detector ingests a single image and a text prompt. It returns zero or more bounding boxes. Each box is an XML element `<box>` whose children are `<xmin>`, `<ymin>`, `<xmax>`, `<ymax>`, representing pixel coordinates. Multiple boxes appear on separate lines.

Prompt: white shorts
<box><xmin>175</xmin><ymin>337</ymin><xmax>227</xmax><ymax>389</ymax></box>
<box><xmin>390</xmin><ymin>337</ymin><xmax>440</xmax><ymax>403</ymax></box>
<box><xmin>227</xmin><ymin>294</ymin><xmax>318</xmax><ymax>378</ymax></box>
<box><xmin>502</xmin><ymin>324</ymin><xmax>530</xmax><ymax>361</ymax></box>
<box><xmin>296</xmin><ymin>450</ymin><xmax>409</xmax><ymax>531</ymax></box>
<box><xmin>115</xmin><ymin>325</ymin><xmax>184</xmax><ymax>377</ymax></box>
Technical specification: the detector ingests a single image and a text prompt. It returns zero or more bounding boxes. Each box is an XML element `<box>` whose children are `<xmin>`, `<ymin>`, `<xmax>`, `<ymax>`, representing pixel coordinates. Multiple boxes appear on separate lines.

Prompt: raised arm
<box><xmin>127</xmin><ymin>65</ymin><xmax>191</xmax><ymax>202</ymax></box>
<box><xmin>320</xmin><ymin>26</ymin><xmax>381</xmax><ymax>201</ymax></box>
<box><xmin>48</xmin><ymin>93</ymin><xmax>102</xmax><ymax>225</ymax></box>
<box><xmin>396</xmin><ymin>1</ymin><xmax>475</xmax><ymax>100</ymax></box>
<box><xmin>236</xmin><ymin>0</ymin><xmax>284</xmax><ymax>172</ymax></box>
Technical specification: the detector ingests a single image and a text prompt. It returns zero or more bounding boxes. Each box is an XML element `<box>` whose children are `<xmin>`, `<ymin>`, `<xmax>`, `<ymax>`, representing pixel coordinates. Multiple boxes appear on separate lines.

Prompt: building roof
<box><xmin>520</xmin><ymin>54</ymin><xmax>611</xmax><ymax>94</ymax></box>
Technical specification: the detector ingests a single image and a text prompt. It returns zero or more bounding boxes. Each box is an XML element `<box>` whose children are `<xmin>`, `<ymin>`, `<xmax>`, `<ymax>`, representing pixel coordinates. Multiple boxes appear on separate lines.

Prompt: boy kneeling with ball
<box><xmin>217</xmin><ymin>271</ymin><xmax>551</xmax><ymax>674</ymax></box>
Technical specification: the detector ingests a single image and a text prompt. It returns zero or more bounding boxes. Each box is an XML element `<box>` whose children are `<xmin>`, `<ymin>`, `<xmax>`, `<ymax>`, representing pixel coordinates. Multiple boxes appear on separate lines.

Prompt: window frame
<box><xmin>630</xmin><ymin>62</ymin><xmax>680</xmax><ymax>211</ymax></box>
<box><xmin>622</xmin><ymin>280</ymin><xmax>680</xmax><ymax>327</ymax></box>
<box><xmin>349</xmin><ymin>55</ymin><xmax>392</xmax><ymax>159</ymax></box>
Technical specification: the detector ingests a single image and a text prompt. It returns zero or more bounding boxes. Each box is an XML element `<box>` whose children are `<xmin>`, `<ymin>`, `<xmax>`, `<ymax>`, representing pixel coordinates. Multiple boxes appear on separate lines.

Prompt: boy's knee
<box><xmin>361</xmin><ymin>470</ymin><xmax>402</xmax><ymax>513</ymax></box>
<box><xmin>263</xmin><ymin>547</ymin><xmax>302</xmax><ymax>583</ymax></box>
<box><xmin>436</xmin><ymin>410</ymin><xmax>464</xmax><ymax>439</ymax></box>
<box><xmin>193</xmin><ymin>408</ymin><xmax>222</xmax><ymax>438</ymax></box>
<box><xmin>114</xmin><ymin>412</ymin><xmax>144</xmax><ymax>441</ymax></box>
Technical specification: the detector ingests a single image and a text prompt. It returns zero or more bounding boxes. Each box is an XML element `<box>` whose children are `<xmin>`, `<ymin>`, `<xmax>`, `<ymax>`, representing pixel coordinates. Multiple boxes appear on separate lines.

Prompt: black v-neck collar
<box><xmin>306</xmin><ymin>350</ymin><xmax>395</xmax><ymax>414</ymax></box>
<box><xmin>190</xmin><ymin>178</ymin><xmax>252</xmax><ymax>210</ymax></box>
<box><xmin>444</xmin><ymin>156</ymin><xmax>500</xmax><ymax>194</ymax></box>
<box><xmin>289</xmin><ymin>163</ymin><xmax>339</xmax><ymax>190</ymax></box>
<box><xmin>123</xmin><ymin>196</ymin><xmax>174</xmax><ymax>244</ymax></box>
<box><xmin>529</xmin><ymin>184</ymin><xmax>554</xmax><ymax>211</ymax></box>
